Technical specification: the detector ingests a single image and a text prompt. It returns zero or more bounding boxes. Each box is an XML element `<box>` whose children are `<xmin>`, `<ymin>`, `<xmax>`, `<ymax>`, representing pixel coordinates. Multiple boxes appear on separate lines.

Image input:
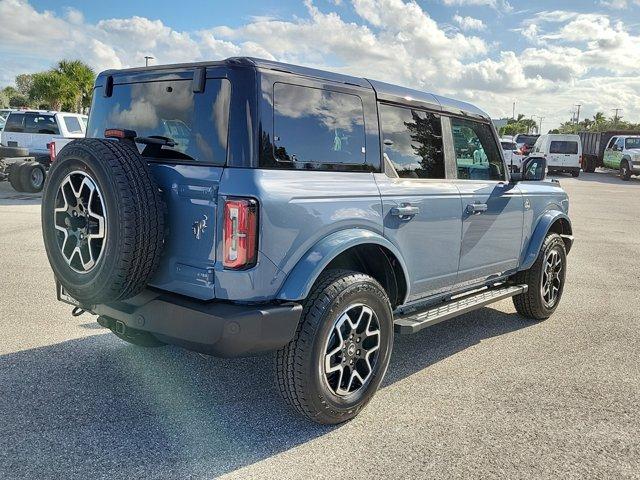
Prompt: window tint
<box><xmin>626</xmin><ymin>137</ymin><xmax>640</xmax><ymax>149</ymax></box>
<box><xmin>451</xmin><ymin>118</ymin><xmax>505</xmax><ymax>181</ymax></box>
<box><xmin>24</xmin><ymin>114</ymin><xmax>59</xmax><ymax>134</ymax></box>
<box><xmin>615</xmin><ymin>137</ymin><xmax>625</xmax><ymax>149</ymax></box>
<box><xmin>606</xmin><ymin>137</ymin><xmax>617</xmax><ymax>149</ymax></box>
<box><xmin>4</xmin><ymin>113</ymin><xmax>24</xmax><ymax>132</ymax></box>
<box><xmin>63</xmin><ymin>116</ymin><xmax>83</xmax><ymax>134</ymax></box>
<box><xmin>501</xmin><ymin>141</ymin><xmax>517</xmax><ymax>150</ymax></box>
<box><xmin>88</xmin><ymin>78</ymin><xmax>230</xmax><ymax>164</ymax></box>
<box><xmin>273</xmin><ymin>83</ymin><xmax>365</xmax><ymax>165</ymax></box>
<box><xmin>549</xmin><ymin>141</ymin><xmax>578</xmax><ymax>154</ymax></box>
<box><xmin>379</xmin><ymin>104</ymin><xmax>444</xmax><ymax>179</ymax></box>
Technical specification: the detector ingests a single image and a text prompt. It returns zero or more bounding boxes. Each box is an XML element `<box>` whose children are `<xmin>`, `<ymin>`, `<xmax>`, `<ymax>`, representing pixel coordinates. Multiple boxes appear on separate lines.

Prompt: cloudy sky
<box><xmin>2</xmin><ymin>0</ymin><xmax>640</xmax><ymax>129</ymax></box>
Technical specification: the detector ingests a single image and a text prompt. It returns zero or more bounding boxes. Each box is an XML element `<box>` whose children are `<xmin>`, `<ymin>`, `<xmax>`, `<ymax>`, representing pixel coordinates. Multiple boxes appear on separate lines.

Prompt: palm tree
<box><xmin>56</xmin><ymin>60</ymin><xmax>95</xmax><ymax>112</ymax></box>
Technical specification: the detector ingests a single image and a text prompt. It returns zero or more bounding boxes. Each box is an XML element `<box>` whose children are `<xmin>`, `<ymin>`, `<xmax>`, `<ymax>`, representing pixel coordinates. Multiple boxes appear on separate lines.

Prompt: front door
<box><xmin>376</xmin><ymin>103</ymin><xmax>462</xmax><ymax>301</ymax></box>
<box><xmin>449</xmin><ymin>117</ymin><xmax>524</xmax><ymax>287</ymax></box>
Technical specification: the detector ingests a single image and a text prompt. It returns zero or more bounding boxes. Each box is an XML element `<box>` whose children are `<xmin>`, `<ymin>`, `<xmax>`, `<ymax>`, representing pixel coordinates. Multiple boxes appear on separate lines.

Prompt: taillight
<box><xmin>47</xmin><ymin>142</ymin><xmax>56</xmax><ymax>162</ymax></box>
<box><xmin>223</xmin><ymin>198</ymin><xmax>258</xmax><ymax>269</ymax></box>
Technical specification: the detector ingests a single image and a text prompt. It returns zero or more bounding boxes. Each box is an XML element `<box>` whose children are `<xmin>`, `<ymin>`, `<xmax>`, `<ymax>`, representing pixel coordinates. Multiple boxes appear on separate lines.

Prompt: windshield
<box><xmin>625</xmin><ymin>137</ymin><xmax>640</xmax><ymax>149</ymax></box>
<box><xmin>88</xmin><ymin>78</ymin><xmax>230</xmax><ymax>164</ymax></box>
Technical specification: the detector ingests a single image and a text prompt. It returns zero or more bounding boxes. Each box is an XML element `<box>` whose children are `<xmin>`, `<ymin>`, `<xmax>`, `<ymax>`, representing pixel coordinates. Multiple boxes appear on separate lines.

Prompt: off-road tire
<box><xmin>18</xmin><ymin>162</ymin><xmax>46</xmax><ymax>193</ymax></box>
<box><xmin>8</xmin><ymin>161</ymin><xmax>26</xmax><ymax>192</ymax></box>
<box><xmin>276</xmin><ymin>269</ymin><xmax>394</xmax><ymax>424</ymax></box>
<box><xmin>0</xmin><ymin>146</ymin><xmax>29</xmax><ymax>158</ymax></box>
<box><xmin>512</xmin><ymin>233</ymin><xmax>567</xmax><ymax>320</ymax></box>
<box><xmin>41</xmin><ymin>139</ymin><xmax>165</xmax><ymax>305</ymax></box>
<box><xmin>620</xmin><ymin>161</ymin><xmax>631</xmax><ymax>181</ymax></box>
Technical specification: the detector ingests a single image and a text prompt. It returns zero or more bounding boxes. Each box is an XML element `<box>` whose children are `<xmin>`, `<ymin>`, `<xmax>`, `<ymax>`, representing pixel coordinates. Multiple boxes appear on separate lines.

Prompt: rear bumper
<box><xmin>91</xmin><ymin>289</ymin><xmax>302</xmax><ymax>357</ymax></box>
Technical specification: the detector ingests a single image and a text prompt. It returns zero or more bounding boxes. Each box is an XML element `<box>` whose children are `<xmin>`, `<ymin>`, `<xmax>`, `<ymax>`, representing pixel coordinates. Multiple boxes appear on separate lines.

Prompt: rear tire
<box><xmin>512</xmin><ymin>233</ymin><xmax>566</xmax><ymax>320</ymax></box>
<box><xmin>0</xmin><ymin>146</ymin><xmax>29</xmax><ymax>158</ymax></box>
<box><xmin>8</xmin><ymin>162</ymin><xmax>25</xmax><ymax>192</ymax></box>
<box><xmin>582</xmin><ymin>157</ymin><xmax>596</xmax><ymax>173</ymax></box>
<box><xmin>620</xmin><ymin>161</ymin><xmax>631</xmax><ymax>181</ymax></box>
<box><xmin>19</xmin><ymin>162</ymin><xmax>46</xmax><ymax>193</ymax></box>
<box><xmin>276</xmin><ymin>270</ymin><xmax>394</xmax><ymax>424</ymax></box>
<box><xmin>571</xmin><ymin>169</ymin><xmax>580</xmax><ymax>178</ymax></box>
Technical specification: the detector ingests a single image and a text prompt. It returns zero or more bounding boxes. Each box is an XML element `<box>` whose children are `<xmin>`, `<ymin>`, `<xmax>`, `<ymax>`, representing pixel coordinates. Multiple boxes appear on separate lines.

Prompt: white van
<box><xmin>531</xmin><ymin>134</ymin><xmax>582</xmax><ymax>177</ymax></box>
<box><xmin>0</xmin><ymin>111</ymin><xmax>87</xmax><ymax>158</ymax></box>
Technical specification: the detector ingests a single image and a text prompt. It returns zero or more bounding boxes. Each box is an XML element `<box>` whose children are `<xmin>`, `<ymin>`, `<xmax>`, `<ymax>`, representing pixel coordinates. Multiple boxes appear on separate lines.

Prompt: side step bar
<box><xmin>394</xmin><ymin>284</ymin><xmax>528</xmax><ymax>334</ymax></box>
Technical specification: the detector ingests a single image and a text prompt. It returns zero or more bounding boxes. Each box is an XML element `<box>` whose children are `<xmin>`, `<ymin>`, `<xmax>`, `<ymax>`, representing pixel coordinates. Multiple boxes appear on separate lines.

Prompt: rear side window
<box><xmin>4</xmin><ymin>113</ymin><xmax>24</xmax><ymax>132</ymax></box>
<box><xmin>25</xmin><ymin>114</ymin><xmax>60</xmax><ymax>134</ymax></box>
<box><xmin>549</xmin><ymin>141</ymin><xmax>578</xmax><ymax>154</ymax></box>
<box><xmin>451</xmin><ymin>118</ymin><xmax>505</xmax><ymax>181</ymax></box>
<box><xmin>272</xmin><ymin>83</ymin><xmax>365</xmax><ymax>165</ymax></box>
<box><xmin>88</xmin><ymin>78</ymin><xmax>231</xmax><ymax>165</ymax></box>
<box><xmin>626</xmin><ymin>138</ymin><xmax>640</xmax><ymax>149</ymax></box>
<box><xmin>63</xmin><ymin>116</ymin><xmax>83</xmax><ymax>134</ymax></box>
<box><xmin>379</xmin><ymin>104</ymin><xmax>444</xmax><ymax>179</ymax></box>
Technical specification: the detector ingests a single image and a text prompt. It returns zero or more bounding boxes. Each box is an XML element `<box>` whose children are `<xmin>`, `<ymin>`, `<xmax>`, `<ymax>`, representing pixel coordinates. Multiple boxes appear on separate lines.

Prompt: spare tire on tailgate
<box><xmin>41</xmin><ymin>139</ymin><xmax>165</xmax><ymax>305</ymax></box>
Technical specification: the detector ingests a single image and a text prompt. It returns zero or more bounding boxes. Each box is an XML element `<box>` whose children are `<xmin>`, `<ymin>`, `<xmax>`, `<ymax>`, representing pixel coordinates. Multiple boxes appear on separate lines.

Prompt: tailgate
<box><xmin>147</xmin><ymin>164</ymin><xmax>223</xmax><ymax>300</ymax></box>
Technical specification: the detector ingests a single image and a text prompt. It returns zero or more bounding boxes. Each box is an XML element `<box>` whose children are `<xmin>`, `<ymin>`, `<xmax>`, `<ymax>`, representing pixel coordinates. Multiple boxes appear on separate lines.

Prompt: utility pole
<box><xmin>612</xmin><ymin>108</ymin><xmax>622</xmax><ymax>127</ymax></box>
<box><xmin>144</xmin><ymin>55</ymin><xmax>154</xmax><ymax>67</ymax></box>
<box><xmin>574</xmin><ymin>104</ymin><xmax>582</xmax><ymax>133</ymax></box>
<box><xmin>512</xmin><ymin>100</ymin><xmax>516</xmax><ymax>120</ymax></box>
<box><xmin>536</xmin><ymin>116</ymin><xmax>545</xmax><ymax>134</ymax></box>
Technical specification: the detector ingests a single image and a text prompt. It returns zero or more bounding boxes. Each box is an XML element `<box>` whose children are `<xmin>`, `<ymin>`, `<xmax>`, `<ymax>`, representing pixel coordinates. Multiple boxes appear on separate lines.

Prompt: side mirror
<box><xmin>521</xmin><ymin>156</ymin><xmax>547</xmax><ymax>181</ymax></box>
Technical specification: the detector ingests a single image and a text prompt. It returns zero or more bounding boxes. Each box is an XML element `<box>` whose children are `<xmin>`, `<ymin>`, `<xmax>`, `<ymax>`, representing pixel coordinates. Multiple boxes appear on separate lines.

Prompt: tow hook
<box><xmin>114</xmin><ymin>320</ymin><xmax>126</xmax><ymax>335</ymax></box>
<box><xmin>71</xmin><ymin>306</ymin><xmax>86</xmax><ymax>317</ymax></box>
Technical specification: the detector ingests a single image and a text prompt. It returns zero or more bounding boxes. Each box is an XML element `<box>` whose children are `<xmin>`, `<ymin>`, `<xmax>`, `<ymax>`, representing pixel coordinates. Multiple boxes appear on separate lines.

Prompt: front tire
<box><xmin>512</xmin><ymin>233</ymin><xmax>567</xmax><ymax>320</ymax></box>
<box><xmin>276</xmin><ymin>270</ymin><xmax>394</xmax><ymax>424</ymax></box>
<box><xmin>621</xmin><ymin>161</ymin><xmax>631</xmax><ymax>181</ymax></box>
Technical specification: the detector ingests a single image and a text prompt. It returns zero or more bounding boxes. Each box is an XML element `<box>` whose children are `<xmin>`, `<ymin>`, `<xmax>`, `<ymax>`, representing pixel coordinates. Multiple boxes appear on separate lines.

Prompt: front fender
<box><xmin>520</xmin><ymin>211</ymin><xmax>572</xmax><ymax>270</ymax></box>
<box><xmin>276</xmin><ymin>228</ymin><xmax>410</xmax><ymax>302</ymax></box>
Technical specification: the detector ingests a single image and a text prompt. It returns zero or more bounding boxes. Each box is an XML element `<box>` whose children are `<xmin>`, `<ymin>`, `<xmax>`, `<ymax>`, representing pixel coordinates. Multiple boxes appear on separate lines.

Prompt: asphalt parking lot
<box><xmin>1</xmin><ymin>171</ymin><xmax>639</xmax><ymax>479</ymax></box>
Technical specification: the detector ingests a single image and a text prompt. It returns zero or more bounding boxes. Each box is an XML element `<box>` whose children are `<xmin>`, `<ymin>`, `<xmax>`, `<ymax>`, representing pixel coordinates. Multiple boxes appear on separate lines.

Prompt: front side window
<box><xmin>379</xmin><ymin>104</ymin><xmax>444</xmax><ymax>179</ymax></box>
<box><xmin>4</xmin><ymin>113</ymin><xmax>24</xmax><ymax>132</ymax></box>
<box><xmin>88</xmin><ymin>78</ymin><xmax>230</xmax><ymax>164</ymax></box>
<box><xmin>451</xmin><ymin>118</ymin><xmax>505</xmax><ymax>181</ymax></box>
<box><xmin>615</xmin><ymin>137</ymin><xmax>625</xmax><ymax>150</ymax></box>
<box><xmin>626</xmin><ymin>137</ymin><xmax>640</xmax><ymax>149</ymax></box>
<box><xmin>550</xmin><ymin>141</ymin><xmax>578</xmax><ymax>154</ymax></box>
<box><xmin>25</xmin><ymin>114</ymin><xmax>59</xmax><ymax>134</ymax></box>
<box><xmin>63</xmin><ymin>116</ymin><xmax>83</xmax><ymax>134</ymax></box>
<box><xmin>273</xmin><ymin>83</ymin><xmax>365</xmax><ymax>165</ymax></box>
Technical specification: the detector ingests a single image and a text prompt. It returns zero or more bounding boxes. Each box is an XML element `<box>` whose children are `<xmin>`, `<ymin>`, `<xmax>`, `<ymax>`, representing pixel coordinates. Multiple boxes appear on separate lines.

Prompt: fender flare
<box><xmin>520</xmin><ymin>210</ymin><xmax>572</xmax><ymax>271</ymax></box>
<box><xmin>276</xmin><ymin>228</ymin><xmax>410</xmax><ymax>302</ymax></box>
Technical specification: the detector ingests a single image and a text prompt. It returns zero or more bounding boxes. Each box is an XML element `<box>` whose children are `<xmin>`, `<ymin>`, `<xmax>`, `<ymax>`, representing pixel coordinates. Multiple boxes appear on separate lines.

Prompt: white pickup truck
<box><xmin>0</xmin><ymin>111</ymin><xmax>87</xmax><ymax>192</ymax></box>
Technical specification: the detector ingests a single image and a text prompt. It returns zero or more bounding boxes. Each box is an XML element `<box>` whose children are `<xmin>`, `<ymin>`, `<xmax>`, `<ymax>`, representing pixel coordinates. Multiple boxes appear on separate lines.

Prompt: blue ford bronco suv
<box><xmin>41</xmin><ymin>58</ymin><xmax>573</xmax><ymax>424</ymax></box>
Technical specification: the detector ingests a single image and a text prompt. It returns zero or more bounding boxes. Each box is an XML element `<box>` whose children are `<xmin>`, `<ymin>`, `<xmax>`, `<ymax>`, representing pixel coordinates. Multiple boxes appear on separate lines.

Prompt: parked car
<box><xmin>1</xmin><ymin>110</ymin><xmax>87</xmax><ymax>161</ymax></box>
<box><xmin>579</xmin><ymin>131</ymin><xmax>640</xmax><ymax>180</ymax></box>
<box><xmin>500</xmin><ymin>138</ymin><xmax>524</xmax><ymax>171</ymax></box>
<box><xmin>41</xmin><ymin>58</ymin><xmax>573</xmax><ymax>424</ymax></box>
<box><xmin>531</xmin><ymin>134</ymin><xmax>582</xmax><ymax>177</ymax></box>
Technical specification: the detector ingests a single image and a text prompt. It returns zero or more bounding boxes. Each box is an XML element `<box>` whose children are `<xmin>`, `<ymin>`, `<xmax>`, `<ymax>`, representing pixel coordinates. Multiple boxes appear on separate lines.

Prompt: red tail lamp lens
<box><xmin>223</xmin><ymin>198</ymin><xmax>258</xmax><ymax>269</ymax></box>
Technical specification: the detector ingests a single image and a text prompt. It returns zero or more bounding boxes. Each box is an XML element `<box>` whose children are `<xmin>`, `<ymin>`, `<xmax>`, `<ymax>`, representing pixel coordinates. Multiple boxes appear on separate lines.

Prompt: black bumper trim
<box><xmin>92</xmin><ymin>289</ymin><xmax>302</xmax><ymax>357</ymax></box>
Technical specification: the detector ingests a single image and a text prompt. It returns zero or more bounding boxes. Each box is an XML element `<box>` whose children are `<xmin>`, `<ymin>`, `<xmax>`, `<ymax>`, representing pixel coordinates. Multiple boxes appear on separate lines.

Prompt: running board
<box><xmin>394</xmin><ymin>285</ymin><xmax>528</xmax><ymax>334</ymax></box>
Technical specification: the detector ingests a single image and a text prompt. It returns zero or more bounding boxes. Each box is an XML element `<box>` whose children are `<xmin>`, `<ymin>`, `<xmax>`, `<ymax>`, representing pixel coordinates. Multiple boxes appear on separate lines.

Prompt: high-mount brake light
<box><xmin>223</xmin><ymin>198</ymin><xmax>258</xmax><ymax>270</ymax></box>
<box><xmin>104</xmin><ymin>128</ymin><xmax>136</xmax><ymax>140</ymax></box>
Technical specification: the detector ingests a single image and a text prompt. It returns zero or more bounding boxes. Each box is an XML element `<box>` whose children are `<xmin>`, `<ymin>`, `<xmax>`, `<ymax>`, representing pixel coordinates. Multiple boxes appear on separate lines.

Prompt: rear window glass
<box><xmin>88</xmin><ymin>78</ymin><xmax>231</xmax><ymax>165</ymax></box>
<box><xmin>63</xmin><ymin>116</ymin><xmax>83</xmax><ymax>134</ymax></box>
<box><xmin>4</xmin><ymin>113</ymin><xmax>24</xmax><ymax>132</ymax></box>
<box><xmin>501</xmin><ymin>141</ymin><xmax>517</xmax><ymax>150</ymax></box>
<box><xmin>550</xmin><ymin>141</ymin><xmax>578</xmax><ymax>154</ymax></box>
<box><xmin>516</xmin><ymin>135</ymin><xmax>538</xmax><ymax>146</ymax></box>
<box><xmin>273</xmin><ymin>83</ymin><xmax>365</xmax><ymax>165</ymax></box>
<box><xmin>25</xmin><ymin>114</ymin><xmax>60</xmax><ymax>135</ymax></box>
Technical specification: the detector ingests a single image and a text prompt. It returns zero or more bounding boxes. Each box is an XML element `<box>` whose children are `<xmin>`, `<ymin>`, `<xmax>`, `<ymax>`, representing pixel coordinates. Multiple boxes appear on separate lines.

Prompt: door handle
<box><xmin>466</xmin><ymin>203</ymin><xmax>488</xmax><ymax>215</ymax></box>
<box><xmin>391</xmin><ymin>204</ymin><xmax>420</xmax><ymax>218</ymax></box>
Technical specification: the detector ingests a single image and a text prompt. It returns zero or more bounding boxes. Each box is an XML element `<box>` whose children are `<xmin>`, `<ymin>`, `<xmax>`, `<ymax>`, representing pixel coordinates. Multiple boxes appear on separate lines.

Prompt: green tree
<box><xmin>55</xmin><ymin>60</ymin><xmax>95</xmax><ymax>112</ymax></box>
<box><xmin>29</xmin><ymin>70</ymin><xmax>75</xmax><ymax>111</ymax></box>
<box><xmin>15</xmin><ymin>74</ymin><xmax>34</xmax><ymax>96</ymax></box>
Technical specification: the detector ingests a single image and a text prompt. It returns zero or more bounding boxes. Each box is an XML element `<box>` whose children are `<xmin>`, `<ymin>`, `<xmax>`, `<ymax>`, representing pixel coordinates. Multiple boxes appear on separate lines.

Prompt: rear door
<box><xmin>549</xmin><ymin>139</ymin><xmax>579</xmax><ymax>168</ymax></box>
<box><xmin>449</xmin><ymin>117</ymin><xmax>523</xmax><ymax>287</ymax></box>
<box><xmin>376</xmin><ymin>103</ymin><xmax>462</xmax><ymax>301</ymax></box>
<box><xmin>87</xmin><ymin>72</ymin><xmax>231</xmax><ymax>300</ymax></box>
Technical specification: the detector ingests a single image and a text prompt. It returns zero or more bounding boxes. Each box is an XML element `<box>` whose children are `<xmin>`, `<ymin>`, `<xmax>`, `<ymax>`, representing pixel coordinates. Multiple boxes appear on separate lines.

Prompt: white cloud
<box><xmin>442</xmin><ymin>0</ymin><xmax>513</xmax><ymax>11</ymax></box>
<box><xmin>453</xmin><ymin>14</ymin><xmax>486</xmax><ymax>31</ymax></box>
<box><xmin>0</xmin><ymin>0</ymin><xmax>639</xmax><ymax>128</ymax></box>
<box><xmin>599</xmin><ymin>0</ymin><xmax>640</xmax><ymax>8</ymax></box>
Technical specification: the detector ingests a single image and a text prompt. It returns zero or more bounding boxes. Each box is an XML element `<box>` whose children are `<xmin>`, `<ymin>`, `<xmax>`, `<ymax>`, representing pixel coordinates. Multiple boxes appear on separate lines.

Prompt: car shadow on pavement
<box><xmin>570</xmin><ymin>171</ymin><xmax>640</xmax><ymax>185</ymax></box>
<box><xmin>0</xmin><ymin>307</ymin><xmax>530</xmax><ymax>479</ymax></box>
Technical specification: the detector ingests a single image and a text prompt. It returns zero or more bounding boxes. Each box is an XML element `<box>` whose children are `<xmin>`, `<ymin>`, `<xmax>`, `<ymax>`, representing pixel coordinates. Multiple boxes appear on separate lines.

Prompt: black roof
<box><xmin>99</xmin><ymin>57</ymin><xmax>490</xmax><ymax>120</ymax></box>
